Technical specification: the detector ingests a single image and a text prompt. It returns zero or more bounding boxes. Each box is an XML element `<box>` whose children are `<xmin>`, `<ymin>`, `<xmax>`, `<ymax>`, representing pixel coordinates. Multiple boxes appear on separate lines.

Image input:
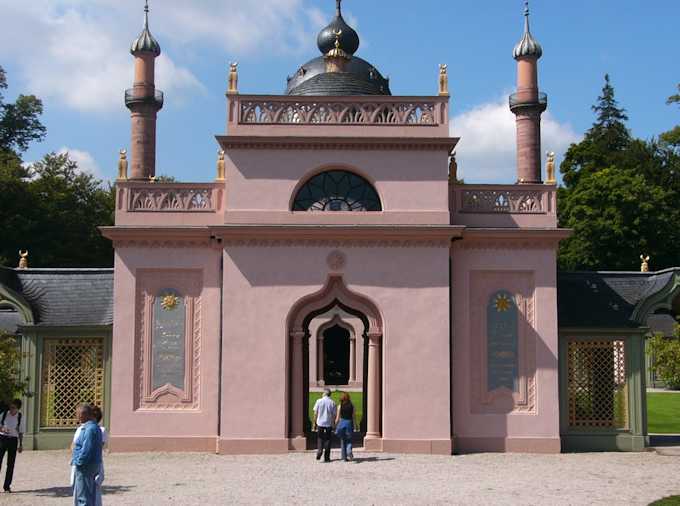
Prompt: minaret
<box><xmin>510</xmin><ymin>1</ymin><xmax>546</xmax><ymax>184</ymax></box>
<box><xmin>125</xmin><ymin>1</ymin><xmax>163</xmax><ymax>181</ymax></box>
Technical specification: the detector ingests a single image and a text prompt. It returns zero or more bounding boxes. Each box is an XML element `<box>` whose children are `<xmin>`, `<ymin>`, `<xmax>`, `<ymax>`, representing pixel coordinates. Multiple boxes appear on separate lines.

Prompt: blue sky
<box><xmin>0</xmin><ymin>0</ymin><xmax>678</xmax><ymax>184</ymax></box>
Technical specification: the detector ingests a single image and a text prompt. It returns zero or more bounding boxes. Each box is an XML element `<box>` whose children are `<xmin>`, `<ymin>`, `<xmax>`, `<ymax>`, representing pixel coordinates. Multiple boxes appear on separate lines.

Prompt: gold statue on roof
<box><xmin>18</xmin><ymin>250</ymin><xmax>28</xmax><ymax>270</ymax></box>
<box><xmin>439</xmin><ymin>64</ymin><xmax>449</xmax><ymax>96</ymax></box>
<box><xmin>216</xmin><ymin>150</ymin><xmax>226</xmax><ymax>181</ymax></box>
<box><xmin>640</xmin><ymin>255</ymin><xmax>651</xmax><ymax>273</ymax></box>
<box><xmin>228</xmin><ymin>62</ymin><xmax>239</xmax><ymax>94</ymax></box>
<box><xmin>546</xmin><ymin>151</ymin><xmax>556</xmax><ymax>184</ymax></box>
<box><xmin>117</xmin><ymin>149</ymin><xmax>128</xmax><ymax>181</ymax></box>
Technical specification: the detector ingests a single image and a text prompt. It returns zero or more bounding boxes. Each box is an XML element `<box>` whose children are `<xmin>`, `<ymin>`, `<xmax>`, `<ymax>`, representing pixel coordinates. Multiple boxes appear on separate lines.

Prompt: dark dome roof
<box><xmin>286</xmin><ymin>56</ymin><xmax>391</xmax><ymax>96</ymax></box>
<box><xmin>317</xmin><ymin>2</ymin><xmax>360</xmax><ymax>56</ymax></box>
<box><xmin>285</xmin><ymin>2</ymin><xmax>390</xmax><ymax>97</ymax></box>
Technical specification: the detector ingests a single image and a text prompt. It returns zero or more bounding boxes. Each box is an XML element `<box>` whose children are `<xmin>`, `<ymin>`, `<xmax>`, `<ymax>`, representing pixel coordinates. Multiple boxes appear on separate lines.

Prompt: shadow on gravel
<box><xmin>15</xmin><ymin>485</ymin><xmax>135</xmax><ymax>498</ymax></box>
<box><xmin>352</xmin><ymin>457</ymin><xmax>397</xmax><ymax>464</ymax></box>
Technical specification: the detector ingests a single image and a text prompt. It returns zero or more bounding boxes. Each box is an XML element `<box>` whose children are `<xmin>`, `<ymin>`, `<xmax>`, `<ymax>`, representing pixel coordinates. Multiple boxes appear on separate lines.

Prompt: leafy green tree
<box><xmin>0</xmin><ymin>67</ymin><xmax>114</xmax><ymax>268</ymax></box>
<box><xmin>559</xmin><ymin>168</ymin><xmax>679</xmax><ymax>270</ymax></box>
<box><xmin>558</xmin><ymin>75</ymin><xmax>680</xmax><ymax>271</ymax></box>
<box><xmin>0</xmin><ymin>332</ymin><xmax>27</xmax><ymax>405</ymax></box>
<box><xmin>561</xmin><ymin>74</ymin><xmax>631</xmax><ymax>188</ymax></box>
<box><xmin>660</xmin><ymin>84</ymin><xmax>680</xmax><ymax>151</ymax></box>
<box><xmin>0</xmin><ymin>65</ymin><xmax>46</xmax><ymax>155</ymax></box>
<box><xmin>648</xmin><ymin>327</ymin><xmax>680</xmax><ymax>390</ymax></box>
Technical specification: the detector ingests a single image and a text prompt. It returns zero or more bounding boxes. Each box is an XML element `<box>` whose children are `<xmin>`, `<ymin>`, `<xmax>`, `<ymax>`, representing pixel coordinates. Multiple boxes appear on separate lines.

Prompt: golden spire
<box><xmin>18</xmin><ymin>250</ymin><xmax>28</xmax><ymax>270</ymax></box>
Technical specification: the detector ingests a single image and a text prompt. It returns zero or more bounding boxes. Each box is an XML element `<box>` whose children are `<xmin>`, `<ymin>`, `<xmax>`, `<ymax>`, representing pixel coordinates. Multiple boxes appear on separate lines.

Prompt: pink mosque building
<box><xmin>99</xmin><ymin>1</ymin><xmax>570</xmax><ymax>455</ymax></box>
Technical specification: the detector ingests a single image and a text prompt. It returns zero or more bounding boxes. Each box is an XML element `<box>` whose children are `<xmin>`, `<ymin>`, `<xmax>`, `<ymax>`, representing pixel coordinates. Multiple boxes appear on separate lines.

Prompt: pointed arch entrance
<box><xmin>287</xmin><ymin>276</ymin><xmax>383</xmax><ymax>451</ymax></box>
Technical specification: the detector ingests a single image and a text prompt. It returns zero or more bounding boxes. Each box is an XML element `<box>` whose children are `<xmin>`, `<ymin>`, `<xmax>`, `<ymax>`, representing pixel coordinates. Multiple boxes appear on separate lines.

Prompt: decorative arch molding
<box><xmin>287</xmin><ymin>275</ymin><xmax>383</xmax><ymax>335</ymax></box>
<box><xmin>287</xmin><ymin>275</ymin><xmax>383</xmax><ymax>450</ymax></box>
<box><xmin>632</xmin><ymin>270</ymin><xmax>680</xmax><ymax>324</ymax></box>
<box><xmin>0</xmin><ymin>284</ymin><xmax>34</xmax><ymax>326</ymax></box>
<box><xmin>290</xmin><ymin>167</ymin><xmax>383</xmax><ymax>212</ymax></box>
<box><xmin>316</xmin><ymin>313</ymin><xmax>358</xmax><ymax>341</ymax></box>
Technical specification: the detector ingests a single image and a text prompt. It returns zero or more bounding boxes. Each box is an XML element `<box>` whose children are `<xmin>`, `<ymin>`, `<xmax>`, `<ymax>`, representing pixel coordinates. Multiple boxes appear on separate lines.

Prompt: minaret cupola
<box><xmin>512</xmin><ymin>1</ymin><xmax>542</xmax><ymax>60</ymax></box>
<box><xmin>131</xmin><ymin>1</ymin><xmax>161</xmax><ymax>57</ymax></box>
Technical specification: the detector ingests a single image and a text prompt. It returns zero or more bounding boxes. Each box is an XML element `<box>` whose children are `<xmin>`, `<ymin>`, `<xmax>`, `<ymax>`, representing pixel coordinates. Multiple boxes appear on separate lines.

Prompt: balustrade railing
<box><xmin>455</xmin><ymin>185</ymin><xmax>555</xmax><ymax>215</ymax></box>
<box><xmin>119</xmin><ymin>183</ymin><xmax>220</xmax><ymax>213</ymax></box>
<box><xmin>229</xmin><ymin>95</ymin><xmax>449</xmax><ymax>128</ymax></box>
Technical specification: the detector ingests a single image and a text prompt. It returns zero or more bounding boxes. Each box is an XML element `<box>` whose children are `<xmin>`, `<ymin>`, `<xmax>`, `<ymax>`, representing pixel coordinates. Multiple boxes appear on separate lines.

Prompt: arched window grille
<box><xmin>292</xmin><ymin>170</ymin><xmax>382</xmax><ymax>212</ymax></box>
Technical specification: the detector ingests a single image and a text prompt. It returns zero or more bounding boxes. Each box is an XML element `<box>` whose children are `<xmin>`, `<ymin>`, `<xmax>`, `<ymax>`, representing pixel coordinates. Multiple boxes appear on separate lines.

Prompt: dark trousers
<box><xmin>316</xmin><ymin>426</ymin><xmax>333</xmax><ymax>461</ymax></box>
<box><xmin>0</xmin><ymin>436</ymin><xmax>18</xmax><ymax>490</ymax></box>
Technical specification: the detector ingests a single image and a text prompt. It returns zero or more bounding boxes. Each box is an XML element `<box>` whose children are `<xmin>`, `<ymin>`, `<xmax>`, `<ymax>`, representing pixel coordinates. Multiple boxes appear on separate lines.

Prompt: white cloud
<box><xmin>0</xmin><ymin>0</ymin><xmax>321</xmax><ymax>113</ymax></box>
<box><xmin>58</xmin><ymin>147</ymin><xmax>104</xmax><ymax>179</ymax></box>
<box><xmin>451</xmin><ymin>95</ymin><xmax>581</xmax><ymax>183</ymax></box>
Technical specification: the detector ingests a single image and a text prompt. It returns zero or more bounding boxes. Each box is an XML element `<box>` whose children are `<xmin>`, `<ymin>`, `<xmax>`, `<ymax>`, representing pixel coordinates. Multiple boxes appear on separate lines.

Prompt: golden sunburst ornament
<box><xmin>494</xmin><ymin>294</ymin><xmax>512</xmax><ymax>313</ymax></box>
<box><xmin>160</xmin><ymin>293</ymin><xmax>180</xmax><ymax>311</ymax></box>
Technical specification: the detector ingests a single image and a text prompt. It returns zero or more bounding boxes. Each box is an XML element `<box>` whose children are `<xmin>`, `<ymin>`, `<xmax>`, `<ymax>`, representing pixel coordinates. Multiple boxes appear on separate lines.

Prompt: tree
<box><xmin>0</xmin><ymin>65</ymin><xmax>46</xmax><ymax>155</ymax></box>
<box><xmin>0</xmin><ymin>332</ymin><xmax>27</xmax><ymax>406</ymax></box>
<box><xmin>561</xmin><ymin>75</ymin><xmax>631</xmax><ymax>188</ymax></box>
<box><xmin>0</xmin><ymin>67</ymin><xmax>114</xmax><ymax>268</ymax></box>
<box><xmin>558</xmin><ymin>75</ymin><xmax>680</xmax><ymax>271</ymax></box>
<box><xmin>647</xmin><ymin>326</ymin><xmax>680</xmax><ymax>390</ymax></box>
<box><xmin>559</xmin><ymin>168</ymin><xmax>679</xmax><ymax>271</ymax></box>
<box><xmin>660</xmin><ymin>84</ymin><xmax>680</xmax><ymax>151</ymax></box>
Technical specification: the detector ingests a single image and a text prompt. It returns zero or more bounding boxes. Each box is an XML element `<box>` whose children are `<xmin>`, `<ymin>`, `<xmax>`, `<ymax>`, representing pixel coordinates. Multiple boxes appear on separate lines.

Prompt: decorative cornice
<box><xmin>456</xmin><ymin>228</ymin><xmax>571</xmax><ymax>250</ymax></box>
<box><xmin>216</xmin><ymin>135</ymin><xmax>459</xmax><ymax>152</ymax></box>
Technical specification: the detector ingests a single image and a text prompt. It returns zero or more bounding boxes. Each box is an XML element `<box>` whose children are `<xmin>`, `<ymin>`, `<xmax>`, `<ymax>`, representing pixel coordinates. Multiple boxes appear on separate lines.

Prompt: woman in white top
<box><xmin>0</xmin><ymin>399</ymin><xmax>25</xmax><ymax>493</ymax></box>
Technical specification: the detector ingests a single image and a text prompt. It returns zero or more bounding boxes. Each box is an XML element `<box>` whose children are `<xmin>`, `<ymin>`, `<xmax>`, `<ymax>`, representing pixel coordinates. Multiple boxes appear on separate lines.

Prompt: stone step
<box><xmin>654</xmin><ymin>447</ymin><xmax>680</xmax><ymax>457</ymax></box>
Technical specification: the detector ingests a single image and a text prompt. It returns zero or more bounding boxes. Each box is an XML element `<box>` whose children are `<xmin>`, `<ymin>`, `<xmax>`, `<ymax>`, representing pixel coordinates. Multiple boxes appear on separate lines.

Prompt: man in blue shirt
<box><xmin>71</xmin><ymin>404</ymin><xmax>103</xmax><ymax>506</ymax></box>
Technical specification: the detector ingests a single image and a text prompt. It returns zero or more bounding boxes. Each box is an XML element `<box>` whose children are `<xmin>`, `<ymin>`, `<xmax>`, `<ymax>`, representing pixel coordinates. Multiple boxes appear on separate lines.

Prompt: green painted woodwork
<box><xmin>559</xmin><ymin>329</ymin><xmax>648</xmax><ymax>452</ymax></box>
<box><xmin>19</xmin><ymin>326</ymin><xmax>112</xmax><ymax>451</ymax></box>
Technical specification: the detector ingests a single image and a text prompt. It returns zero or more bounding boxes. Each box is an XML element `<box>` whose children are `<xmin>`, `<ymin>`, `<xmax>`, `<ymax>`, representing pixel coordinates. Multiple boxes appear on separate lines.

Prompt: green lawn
<box><xmin>308</xmin><ymin>390</ymin><xmax>363</xmax><ymax>426</ymax></box>
<box><xmin>647</xmin><ymin>392</ymin><xmax>680</xmax><ymax>434</ymax></box>
<box><xmin>650</xmin><ymin>497</ymin><xmax>680</xmax><ymax>506</ymax></box>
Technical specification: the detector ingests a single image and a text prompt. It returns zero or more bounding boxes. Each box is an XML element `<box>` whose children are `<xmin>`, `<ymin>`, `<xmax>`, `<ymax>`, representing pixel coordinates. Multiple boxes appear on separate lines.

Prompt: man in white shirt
<box><xmin>0</xmin><ymin>399</ymin><xmax>25</xmax><ymax>493</ymax></box>
<box><xmin>313</xmin><ymin>388</ymin><xmax>336</xmax><ymax>462</ymax></box>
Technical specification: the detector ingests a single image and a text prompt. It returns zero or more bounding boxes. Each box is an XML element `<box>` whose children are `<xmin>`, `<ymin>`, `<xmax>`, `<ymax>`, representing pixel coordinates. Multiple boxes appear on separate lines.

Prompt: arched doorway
<box><xmin>323</xmin><ymin>324</ymin><xmax>350</xmax><ymax>386</ymax></box>
<box><xmin>287</xmin><ymin>276</ymin><xmax>383</xmax><ymax>452</ymax></box>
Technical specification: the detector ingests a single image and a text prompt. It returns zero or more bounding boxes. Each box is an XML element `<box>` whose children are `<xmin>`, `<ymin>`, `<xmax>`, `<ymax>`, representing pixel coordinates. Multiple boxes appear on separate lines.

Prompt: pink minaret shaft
<box><xmin>510</xmin><ymin>1</ymin><xmax>546</xmax><ymax>184</ymax></box>
<box><xmin>126</xmin><ymin>1</ymin><xmax>163</xmax><ymax>180</ymax></box>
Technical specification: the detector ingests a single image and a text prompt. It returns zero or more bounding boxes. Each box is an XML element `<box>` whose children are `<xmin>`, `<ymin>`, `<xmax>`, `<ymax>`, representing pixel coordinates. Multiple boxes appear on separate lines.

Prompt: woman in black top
<box><xmin>334</xmin><ymin>392</ymin><xmax>356</xmax><ymax>461</ymax></box>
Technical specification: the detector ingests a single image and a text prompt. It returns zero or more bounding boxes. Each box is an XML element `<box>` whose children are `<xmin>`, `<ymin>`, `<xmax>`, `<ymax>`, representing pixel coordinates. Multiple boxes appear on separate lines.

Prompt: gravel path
<box><xmin>4</xmin><ymin>450</ymin><xmax>679</xmax><ymax>505</ymax></box>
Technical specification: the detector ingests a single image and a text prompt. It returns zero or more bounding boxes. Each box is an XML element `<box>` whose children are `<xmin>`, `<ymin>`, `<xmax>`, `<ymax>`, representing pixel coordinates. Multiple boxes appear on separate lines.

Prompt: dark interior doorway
<box><xmin>323</xmin><ymin>325</ymin><xmax>350</xmax><ymax>385</ymax></box>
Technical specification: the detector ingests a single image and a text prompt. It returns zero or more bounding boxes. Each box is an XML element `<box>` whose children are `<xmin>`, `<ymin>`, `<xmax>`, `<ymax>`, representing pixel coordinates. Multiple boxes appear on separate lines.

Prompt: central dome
<box><xmin>286</xmin><ymin>0</ymin><xmax>391</xmax><ymax>97</ymax></box>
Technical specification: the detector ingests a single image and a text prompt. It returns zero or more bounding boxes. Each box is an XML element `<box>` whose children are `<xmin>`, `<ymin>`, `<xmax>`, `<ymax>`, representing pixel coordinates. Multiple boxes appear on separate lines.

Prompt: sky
<box><xmin>0</xmin><ymin>0</ymin><xmax>678</xmax><ymax>184</ymax></box>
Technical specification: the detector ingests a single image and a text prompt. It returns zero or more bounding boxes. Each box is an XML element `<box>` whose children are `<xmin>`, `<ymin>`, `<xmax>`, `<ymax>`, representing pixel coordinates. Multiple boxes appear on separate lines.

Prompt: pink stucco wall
<box><xmin>218</xmin><ymin>244</ymin><xmax>452</xmax><ymax>454</ymax></box>
<box><xmin>109</xmin><ymin>246</ymin><xmax>221</xmax><ymax>452</ymax></box>
<box><xmin>452</xmin><ymin>240</ymin><xmax>561</xmax><ymax>453</ymax></box>
<box><xmin>222</xmin><ymin>149</ymin><xmax>450</xmax><ymax>225</ymax></box>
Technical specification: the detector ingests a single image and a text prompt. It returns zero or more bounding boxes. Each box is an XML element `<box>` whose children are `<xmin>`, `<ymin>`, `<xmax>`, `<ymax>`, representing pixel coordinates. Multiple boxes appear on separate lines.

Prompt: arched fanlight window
<box><xmin>292</xmin><ymin>170</ymin><xmax>382</xmax><ymax>212</ymax></box>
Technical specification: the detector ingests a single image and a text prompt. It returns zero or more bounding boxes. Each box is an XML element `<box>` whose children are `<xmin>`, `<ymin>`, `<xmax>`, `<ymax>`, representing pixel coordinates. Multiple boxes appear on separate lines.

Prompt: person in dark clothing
<box><xmin>0</xmin><ymin>399</ymin><xmax>25</xmax><ymax>493</ymax></box>
<box><xmin>334</xmin><ymin>392</ymin><xmax>357</xmax><ymax>462</ymax></box>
